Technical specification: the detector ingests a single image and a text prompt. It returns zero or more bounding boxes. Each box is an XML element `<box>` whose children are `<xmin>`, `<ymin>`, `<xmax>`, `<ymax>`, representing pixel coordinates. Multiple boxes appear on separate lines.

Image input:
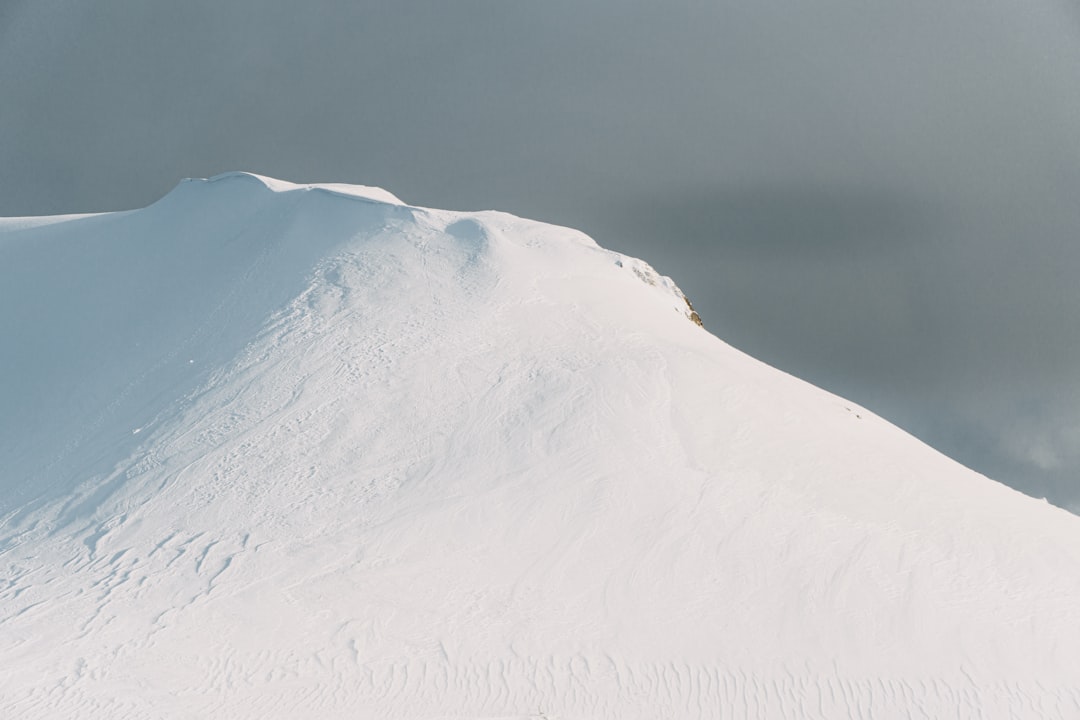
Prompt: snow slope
<box><xmin>1</xmin><ymin>172</ymin><xmax>1078</xmax><ymax>719</ymax></box>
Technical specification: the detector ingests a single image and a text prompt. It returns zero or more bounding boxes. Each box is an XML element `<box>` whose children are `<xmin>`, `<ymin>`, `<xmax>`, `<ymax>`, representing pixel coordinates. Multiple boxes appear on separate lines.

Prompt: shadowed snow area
<box><xmin>1</xmin><ymin>173</ymin><xmax>1079</xmax><ymax>719</ymax></box>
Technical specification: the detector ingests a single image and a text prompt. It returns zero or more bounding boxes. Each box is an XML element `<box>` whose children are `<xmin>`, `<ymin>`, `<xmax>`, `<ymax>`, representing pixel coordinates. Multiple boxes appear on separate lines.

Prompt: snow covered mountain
<box><xmin>1</xmin><ymin>172</ymin><xmax>1078</xmax><ymax>719</ymax></box>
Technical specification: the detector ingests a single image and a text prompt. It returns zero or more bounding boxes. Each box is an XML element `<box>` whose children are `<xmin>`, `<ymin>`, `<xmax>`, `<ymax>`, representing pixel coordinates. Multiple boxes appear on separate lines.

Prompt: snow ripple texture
<box><xmin>1</xmin><ymin>173</ymin><xmax>1078</xmax><ymax>719</ymax></box>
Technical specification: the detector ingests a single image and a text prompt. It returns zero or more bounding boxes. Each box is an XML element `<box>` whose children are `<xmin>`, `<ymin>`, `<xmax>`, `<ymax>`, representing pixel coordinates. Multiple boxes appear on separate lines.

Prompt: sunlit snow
<box><xmin>1</xmin><ymin>173</ymin><xmax>1078</xmax><ymax>718</ymax></box>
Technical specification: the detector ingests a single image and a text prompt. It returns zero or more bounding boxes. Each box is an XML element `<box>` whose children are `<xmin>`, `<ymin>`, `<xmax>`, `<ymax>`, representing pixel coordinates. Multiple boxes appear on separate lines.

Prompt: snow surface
<box><xmin>1</xmin><ymin>173</ymin><xmax>1079</xmax><ymax>719</ymax></box>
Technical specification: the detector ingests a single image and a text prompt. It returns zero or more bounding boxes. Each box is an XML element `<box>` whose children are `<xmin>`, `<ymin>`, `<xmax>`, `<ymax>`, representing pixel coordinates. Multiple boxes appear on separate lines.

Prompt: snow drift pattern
<box><xmin>1</xmin><ymin>173</ymin><xmax>1078</xmax><ymax>719</ymax></box>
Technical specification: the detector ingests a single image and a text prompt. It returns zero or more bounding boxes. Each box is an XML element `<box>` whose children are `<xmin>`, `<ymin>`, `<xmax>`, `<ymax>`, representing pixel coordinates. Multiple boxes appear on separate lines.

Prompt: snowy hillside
<box><xmin>1</xmin><ymin>172</ymin><xmax>1078</xmax><ymax>719</ymax></box>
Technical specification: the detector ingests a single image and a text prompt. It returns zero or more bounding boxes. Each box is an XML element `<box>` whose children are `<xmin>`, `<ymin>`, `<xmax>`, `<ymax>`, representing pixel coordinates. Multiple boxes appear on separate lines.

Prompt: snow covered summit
<box><xmin>1</xmin><ymin>173</ymin><xmax>1078</xmax><ymax>719</ymax></box>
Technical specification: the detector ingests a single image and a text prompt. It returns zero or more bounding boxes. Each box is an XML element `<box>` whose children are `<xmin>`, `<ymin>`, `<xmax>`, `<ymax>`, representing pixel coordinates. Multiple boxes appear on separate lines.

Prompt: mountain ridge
<box><xmin>1</xmin><ymin>173</ymin><xmax>1078</xmax><ymax>719</ymax></box>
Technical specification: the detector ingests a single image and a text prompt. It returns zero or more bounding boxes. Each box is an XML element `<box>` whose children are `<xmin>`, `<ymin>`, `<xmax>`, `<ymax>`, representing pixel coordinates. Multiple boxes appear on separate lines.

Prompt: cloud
<box><xmin>2</xmin><ymin>0</ymin><xmax>1079</xmax><ymax>511</ymax></box>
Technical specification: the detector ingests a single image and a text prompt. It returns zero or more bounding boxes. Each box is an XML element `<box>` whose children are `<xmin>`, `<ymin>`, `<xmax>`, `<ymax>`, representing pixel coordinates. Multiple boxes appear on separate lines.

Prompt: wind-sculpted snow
<box><xmin>1</xmin><ymin>174</ymin><xmax>1078</xmax><ymax>719</ymax></box>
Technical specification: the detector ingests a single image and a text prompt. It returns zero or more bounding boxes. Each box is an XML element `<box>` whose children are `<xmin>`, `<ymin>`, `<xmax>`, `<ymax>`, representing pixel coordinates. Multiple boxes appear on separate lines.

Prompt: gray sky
<box><xmin>3</xmin><ymin>0</ymin><xmax>1079</xmax><ymax>511</ymax></box>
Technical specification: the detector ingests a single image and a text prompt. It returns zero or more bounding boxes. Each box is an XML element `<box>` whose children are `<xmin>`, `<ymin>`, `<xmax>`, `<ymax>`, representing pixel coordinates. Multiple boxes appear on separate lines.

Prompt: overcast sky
<box><xmin>3</xmin><ymin>0</ymin><xmax>1079</xmax><ymax>511</ymax></box>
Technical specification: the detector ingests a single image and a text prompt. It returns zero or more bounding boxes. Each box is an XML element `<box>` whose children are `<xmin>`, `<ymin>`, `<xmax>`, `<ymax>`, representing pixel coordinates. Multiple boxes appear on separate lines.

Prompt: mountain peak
<box><xmin>193</xmin><ymin>170</ymin><xmax>408</xmax><ymax>206</ymax></box>
<box><xmin>1</xmin><ymin>175</ymin><xmax>1078</xmax><ymax>719</ymax></box>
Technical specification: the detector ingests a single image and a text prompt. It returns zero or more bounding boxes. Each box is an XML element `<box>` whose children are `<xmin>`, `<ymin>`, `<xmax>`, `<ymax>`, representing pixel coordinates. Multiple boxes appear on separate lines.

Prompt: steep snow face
<box><xmin>1</xmin><ymin>174</ymin><xmax>1078</xmax><ymax>720</ymax></box>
